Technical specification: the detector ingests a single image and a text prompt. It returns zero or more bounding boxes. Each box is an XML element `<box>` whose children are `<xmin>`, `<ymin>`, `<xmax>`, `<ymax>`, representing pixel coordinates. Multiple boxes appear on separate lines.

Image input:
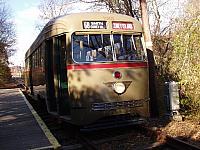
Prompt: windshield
<box><xmin>72</xmin><ymin>33</ymin><xmax>145</xmax><ymax>63</ymax></box>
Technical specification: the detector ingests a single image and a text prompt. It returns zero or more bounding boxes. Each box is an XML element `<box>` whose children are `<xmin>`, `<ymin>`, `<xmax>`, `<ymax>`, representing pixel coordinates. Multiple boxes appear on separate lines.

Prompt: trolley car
<box><xmin>25</xmin><ymin>12</ymin><xmax>149</xmax><ymax>126</ymax></box>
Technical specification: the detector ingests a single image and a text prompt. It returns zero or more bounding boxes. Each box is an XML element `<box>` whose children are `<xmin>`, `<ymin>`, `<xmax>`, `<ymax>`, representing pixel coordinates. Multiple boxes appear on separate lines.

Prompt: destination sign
<box><xmin>83</xmin><ymin>21</ymin><xmax>107</xmax><ymax>29</ymax></box>
<box><xmin>112</xmin><ymin>22</ymin><xmax>134</xmax><ymax>30</ymax></box>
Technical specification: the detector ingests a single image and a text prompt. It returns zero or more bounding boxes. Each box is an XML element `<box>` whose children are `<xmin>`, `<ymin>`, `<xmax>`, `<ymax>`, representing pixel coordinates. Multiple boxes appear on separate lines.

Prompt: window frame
<box><xmin>71</xmin><ymin>32</ymin><xmax>145</xmax><ymax>64</ymax></box>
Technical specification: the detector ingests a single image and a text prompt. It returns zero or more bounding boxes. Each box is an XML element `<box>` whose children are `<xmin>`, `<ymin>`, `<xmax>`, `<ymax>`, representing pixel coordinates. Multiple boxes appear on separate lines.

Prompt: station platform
<box><xmin>0</xmin><ymin>88</ymin><xmax>60</xmax><ymax>150</ymax></box>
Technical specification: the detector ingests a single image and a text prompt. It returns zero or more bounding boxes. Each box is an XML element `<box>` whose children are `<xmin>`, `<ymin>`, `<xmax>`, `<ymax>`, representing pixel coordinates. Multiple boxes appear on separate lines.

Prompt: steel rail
<box><xmin>166</xmin><ymin>136</ymin><xmax>200</xmax><ymax>150</ymax></box>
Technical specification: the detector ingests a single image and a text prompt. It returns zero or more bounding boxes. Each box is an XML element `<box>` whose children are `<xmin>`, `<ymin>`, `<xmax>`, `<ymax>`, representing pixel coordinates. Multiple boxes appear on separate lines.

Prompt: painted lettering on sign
<box><xmin>83</xmin><ymin>21</ymin><xmax>107</xmax><ymax>29</ymax></box>
<box><xmin>112</xmin><ymin>22</ymin><xmax>134</xmax><ymax>30</ymax></box>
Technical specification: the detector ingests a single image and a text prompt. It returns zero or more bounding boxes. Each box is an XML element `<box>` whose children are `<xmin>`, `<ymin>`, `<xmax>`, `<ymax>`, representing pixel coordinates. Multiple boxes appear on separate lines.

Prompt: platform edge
<box><xmin>19</xmin><ymin>89</ymin><xmax>61</xmax><ymax>150</ymax></box>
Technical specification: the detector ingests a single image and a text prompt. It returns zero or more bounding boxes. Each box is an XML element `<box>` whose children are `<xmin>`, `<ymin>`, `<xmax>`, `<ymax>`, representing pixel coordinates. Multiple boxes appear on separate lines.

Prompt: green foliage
<box><xmin>0</xmin><ymin>0</ymin><xmax>15</xmax><ymax>86</ymax></box>
<box><xmin>169</xmin><ymin>0</ymin><xmax>200</xmax><ymax>119</ymax></box>
<box><xmin>152</xmin><ymin>35</ymin><xmax>178</xmax><ymax>81</ymax></box>
<box><xmin>0</xmin><ymin>61</ymin><xmax>11</xmax><ymax>85</ymax></box>
<box><xmin>152</xmin><ymin>0</ymin><xmax>200</xmax><ymax>118</ymax></box>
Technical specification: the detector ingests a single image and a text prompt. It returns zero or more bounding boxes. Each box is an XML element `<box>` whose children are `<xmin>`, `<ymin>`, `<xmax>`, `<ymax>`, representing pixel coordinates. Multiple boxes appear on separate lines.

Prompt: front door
<box><xmin>45</xmin><ymin>34</ymin><xmax>69</xmax><ymax>115</ymax></box>
<box><xmin>54</xmin><ymin>35</ymin><xmax>69</xmax><ymax>115</ymax></box>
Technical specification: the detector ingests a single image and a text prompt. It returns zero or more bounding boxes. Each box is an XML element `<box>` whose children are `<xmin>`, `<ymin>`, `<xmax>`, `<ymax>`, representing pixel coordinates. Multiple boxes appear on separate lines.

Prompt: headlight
<box><xmin>113</xmin><ymin>82</ymin><xmax>126</xmax><ymax>94</ymax></box>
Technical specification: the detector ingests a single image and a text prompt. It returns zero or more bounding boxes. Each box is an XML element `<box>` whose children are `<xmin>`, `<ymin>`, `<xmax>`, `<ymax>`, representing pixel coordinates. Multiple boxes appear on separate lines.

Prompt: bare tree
<box><xmin>147</xmin><ymin>0</ymin><xmax>185</xmax><ymax>77</ymax></box>
<box><xmin>80</xmin><ymin>0</ymin><xmax>141</xmax><ymax>18</ymax></box>
<box><xmin>39</xmin><ymin>0</ymin><xmax>74</xmax><ymax>20</ymax></box>
<box><xmin>0</xmin><ymin>0</ymin><xmax>16</xmax><ymax>84</ymax></box>
<box><xmin>38</xmin><ymin>0</ymin><xmax>141</xmax><ymax>22</ymax></box>
<box><xmin>36</xmin><ymin>0</ymin><xmax>77</xmax><ymax>30</ymax></box>
<box><xmin>37</xmin><ymin>0</ymin><xmax>78</xmax><ymax>29</ymax></box>
<box><xmin>0</xmin><ymin>0</ymin><xmax>16</xmax><ymax>59</ymax></box>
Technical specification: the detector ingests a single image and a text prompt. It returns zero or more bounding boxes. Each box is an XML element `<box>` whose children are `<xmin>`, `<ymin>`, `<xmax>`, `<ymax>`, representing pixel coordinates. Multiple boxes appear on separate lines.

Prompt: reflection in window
<box><xmin>113</xmin><ymin>34</ymin><xmax>144</xmax><ymax>61</ymax></box>
<box><xmin>72</xmin><ymin>33</ymin><xmax>145</xmax><ymax>63</ymax></box>
<box><xmin>72</xmin><ymin>34</ymin><xmax>113</xmax><ymax>62</ymax></box>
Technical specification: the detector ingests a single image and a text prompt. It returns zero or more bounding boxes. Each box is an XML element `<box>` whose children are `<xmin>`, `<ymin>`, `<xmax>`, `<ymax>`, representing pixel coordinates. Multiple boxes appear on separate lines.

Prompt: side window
<box><xmin>32</xmin><ymin>53</ymin><xmax>35</xmax><ymax>68</ymax></box>
<box><xmin>72</xmin><ymin>34</ymin><xmax>114</xmax><ymax>62</ymax></box>
<box><xmin>38</xmin><ymin>47</ymin><xmax>40</xmax><ymax>67</ymax></box>
<box><xmin>133</xmin><ymin>35</ymin><xmax>143</xmax><ymax>59</ymax></box>
<box><xmin>123</xmin><ymin>35</ymin><xmax>134</xmax><ymax>55</ymax></box>
<box><xmin>113</xmin><ymin>34</ymin><xmax>123</xmax><ymax>57</ymax></box>
<box><xmin>89</xmin><ymin>35</ymin><xmax>102</xmax><ymax>49</ymax></box>
<box><xmin>36</xmin><ymin>50</ymin><xmax>38</xmax><ymax>68</ymax></box>
<box><xmin>73</xmin><ymin>35</ymin><xmax>89</xmax><ymax>62</ymax></box>
<box><xmin>41</xmin><ymin>43</ymin><xmax>45</xmax><ymax>68</ymax></box>
<box><xmin>25</xmin><ymin>58</ymin><xmax>30</xmax><ymax>71</ymax></box>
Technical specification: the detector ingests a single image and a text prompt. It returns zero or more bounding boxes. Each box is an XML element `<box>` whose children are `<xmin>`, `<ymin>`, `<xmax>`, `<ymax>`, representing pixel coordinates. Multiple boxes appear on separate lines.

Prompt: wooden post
<box><xmin>139</xmin><ymin>0</ymin><xmax>158</xmax><ymax>117</ymax></box>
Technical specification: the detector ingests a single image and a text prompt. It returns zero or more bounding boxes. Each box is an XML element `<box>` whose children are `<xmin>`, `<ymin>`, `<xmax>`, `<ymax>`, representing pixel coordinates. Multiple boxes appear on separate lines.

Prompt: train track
<box><xmin>164</xmin><ymin>136</ymin><xmax>200</xmax><ymax>150</ymax></box>
<box><xmin>23</xmin><ymin>91</ymin><xmax>200</xmax><ymax>150</ymax></box>
<box><xmin>140</xmin><ymin>123</ymin><xmax>200</xmax><ymax>150</ymax></box>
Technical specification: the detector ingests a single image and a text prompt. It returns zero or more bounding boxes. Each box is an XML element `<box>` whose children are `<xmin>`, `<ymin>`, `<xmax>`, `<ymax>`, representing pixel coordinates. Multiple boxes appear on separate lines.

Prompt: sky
<box><xmin>8</xmin><ymin>0</ymin><xmax>40</xmax><ymax>66</ymax></box>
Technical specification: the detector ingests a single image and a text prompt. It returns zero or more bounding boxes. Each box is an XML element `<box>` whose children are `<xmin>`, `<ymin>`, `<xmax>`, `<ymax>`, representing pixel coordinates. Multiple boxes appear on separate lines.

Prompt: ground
<box><xmin>147</xmin><ymin>117</ymin><xmax>200</xmax><ymax>147</ymax></box>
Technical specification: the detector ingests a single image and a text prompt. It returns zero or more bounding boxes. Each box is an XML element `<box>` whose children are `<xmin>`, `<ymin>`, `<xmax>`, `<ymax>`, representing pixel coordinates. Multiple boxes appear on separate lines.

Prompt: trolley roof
<box><xmin>25</xmin><ymin>12</ymin><xmax>143</xmax><ymax>58</ymax></box>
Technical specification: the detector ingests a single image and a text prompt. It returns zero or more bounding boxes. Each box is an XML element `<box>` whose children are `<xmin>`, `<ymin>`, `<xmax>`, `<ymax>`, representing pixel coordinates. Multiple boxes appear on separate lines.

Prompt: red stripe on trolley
<box><xmin>67</xmin><ymin>62</ymin><xmax>148</xmax><ymax>70</ymax></box>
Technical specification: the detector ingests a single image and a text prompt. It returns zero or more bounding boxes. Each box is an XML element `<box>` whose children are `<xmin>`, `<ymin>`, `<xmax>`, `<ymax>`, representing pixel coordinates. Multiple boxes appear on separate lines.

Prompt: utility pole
<box><xmin>139</xmin><ymin>0</ymin><xmax>158</xmax><ymax>117</ymax></box>
<box><xmin>140</xmin><ymin>0</ymin><xmax>152</xmax><ymax>50</ymax></box>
